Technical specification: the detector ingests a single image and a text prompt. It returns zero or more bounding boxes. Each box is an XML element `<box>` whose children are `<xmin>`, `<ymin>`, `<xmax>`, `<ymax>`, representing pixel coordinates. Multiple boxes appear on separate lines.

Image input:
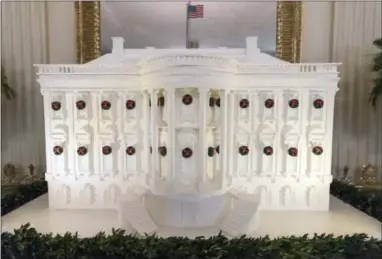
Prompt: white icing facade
<box><xmin>36</xmin><ymin>37</ymin><xmax>339</xmax><ymax>234</ymax></box>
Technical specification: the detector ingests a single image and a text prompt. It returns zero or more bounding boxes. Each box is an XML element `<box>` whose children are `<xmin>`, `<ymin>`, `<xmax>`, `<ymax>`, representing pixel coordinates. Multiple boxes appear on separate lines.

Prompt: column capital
<box><xmin>198</xmin><ymin>88</ymin><xmax>210</xmax><ymax>93</ymax></box>
<box><xmin>165</xmin><ymin>88</ymin><xmax>175</xmax><ymax>93</ymax></box>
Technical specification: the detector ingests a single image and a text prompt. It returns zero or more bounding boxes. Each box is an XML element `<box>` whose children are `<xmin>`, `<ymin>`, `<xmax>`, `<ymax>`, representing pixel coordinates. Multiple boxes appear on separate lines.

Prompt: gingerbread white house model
<box><xmin>36</xmin><ymin>37</ymin><xmax>340</xmax><ymax>236</ymax></box>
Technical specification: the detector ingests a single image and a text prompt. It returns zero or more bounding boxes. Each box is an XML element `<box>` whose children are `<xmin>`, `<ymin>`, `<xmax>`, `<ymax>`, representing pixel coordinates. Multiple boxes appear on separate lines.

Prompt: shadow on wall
<box><xmin>1</xmin><ymin>78</ymin><xmax>46</xmax><ymax>174</ymax></box>
<box><xmin>101</xmin><ymin>44</ymin><xmax>111</xmax><ymax>55</ymax></box>
<box><xmin>264</xmin><ymin>51</ymin><xmax>276</xmax><ymax>57</ymax></box>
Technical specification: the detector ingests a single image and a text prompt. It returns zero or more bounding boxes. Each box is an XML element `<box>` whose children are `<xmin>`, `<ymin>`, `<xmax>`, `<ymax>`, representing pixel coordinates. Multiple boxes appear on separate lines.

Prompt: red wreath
<box><xmin>77</xmin><ymin>146</ymin><xmax>88</xmax><ymax>156</ymax></box>
<box><xmin>102</xmin><ymin>146</ymin><xmax>112</xmax><ymax>155</ymax></box>
<box><xmin>51</xmin><ymin>101</ymin><xmax>61</xmax><ymax>111</ymax></box>
<box><xmin>312</xmin><ymin>146</ymin><xmax>323</xmax><ymax>155</ymax></box>
<box><xmin>263</xmin><ymin>146</ymin><xmax>273</xmax><ymax>155</ymax></box>
<box><xmin>264</xmin><ymin>99</ymin><xmax>274</xmax><ymax>108</ymax></box>
<box><xmin>158</xmin><ymin>146</ymin><xmax>167</xmax><ymax>156</ymax></box>
<box><xmin>288</xmin><ymin>147</ymin><xmax>298</xmax><ymax>157</ymax></box>
<box><xmin>182</xmin><ymin>94</ymin><xmax>193</xmax><ymax>105</ymax></box>
<box><xmin>313</xmin><ymin>99</ymin><xmax>324</xmax><ymax>109</ymax></box>
<box><xmin>126</xmin><ymin>100</ymin><xmax>136</xmax><ymax>110</ymax></box>
<box><xmin>207</xmin><ymin>147</ymin><xmax>215</xmax><ymax>157</ymax></box>
<box><xmin>182</xmin><ymin>148</ymin><xmax>193</xmax><ymax>158</ymax></box>
<box><xmin>239</xmin><ymin>99</ymin><xmax>249</xmax><ymax>109</ymax></box>
<box><xmin>157</xmin><ymin>97</ymin><xmax>165</xmax><ymax>106</ymax></box>
<box><xmin>209</xmin><ymin>97</ymin><xmax>215</xmax><ymax>107</ymax></box>
<box><xmin>76</xmin><ymin>100</ymin><xmax>86</xmax><ymax>110</ymax></box>
<box><xmin>126</xmin><ymin>146</ymin><xmax>135</xmax><ymax>155</ymax></box>
<box><xmin>53</xmin><ymin>145</ymin><xmax>63</xmax><ymax>155</ymax></box>
<box><xmin>215</xmin><ymin>98</ymin><xmax>221</xmax><ymax>107</ymax></box>
<box><xmin>288</xmin><ymin>99</ymin><xmax>299</xmax><ymax>108</ymax></box>
<box><xmin>239</xmin><ymin>145</ymin><xmax>249</xmax><ymax>155</ymax></box>
<box><xmin>101</xmin><ymin>101</ymin><xmax>111</xmax><ymax>110</ymax></box>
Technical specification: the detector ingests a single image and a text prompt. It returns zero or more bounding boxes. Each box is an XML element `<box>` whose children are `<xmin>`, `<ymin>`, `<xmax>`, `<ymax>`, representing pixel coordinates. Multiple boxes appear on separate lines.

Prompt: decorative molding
<box><xmin>35</xmin><ymin>62</ymin><xmax>339</xmax><ymax>75</ymax></box>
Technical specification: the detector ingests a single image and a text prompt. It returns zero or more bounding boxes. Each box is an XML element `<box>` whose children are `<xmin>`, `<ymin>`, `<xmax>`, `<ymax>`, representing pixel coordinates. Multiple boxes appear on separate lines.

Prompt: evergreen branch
<box><xmin>370</xmin><ymin>38</ymin><xmax>382</xmax><ymax>108</ymax></box>
<box><xmin>1</xmin><ymin>66</ymin><xmax>16</xmax><ymax>100</ymax></box>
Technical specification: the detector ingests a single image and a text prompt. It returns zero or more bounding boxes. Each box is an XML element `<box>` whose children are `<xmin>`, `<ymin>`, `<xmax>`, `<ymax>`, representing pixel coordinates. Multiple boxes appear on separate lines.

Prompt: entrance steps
<box><xmin>220</xmin><ymin>188</ymin><xmax>261</xmax><ymax>237</ymax></box>
<box><xmin>118</xmin><ymin>185</ymin><xmax>261</xmax><ymax>237</ymax></box>
<box><xmin>118</xmin><ymin>185</ymin><xmax>158</xmax><ymax>235</ymax></box>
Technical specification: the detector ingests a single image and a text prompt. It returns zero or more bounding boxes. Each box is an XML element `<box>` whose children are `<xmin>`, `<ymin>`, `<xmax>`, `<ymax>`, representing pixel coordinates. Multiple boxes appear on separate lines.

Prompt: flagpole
<box><xmin>186</xmin><ymin>1</ymin><xmax>190</xmax><ymax>48</ymax></box>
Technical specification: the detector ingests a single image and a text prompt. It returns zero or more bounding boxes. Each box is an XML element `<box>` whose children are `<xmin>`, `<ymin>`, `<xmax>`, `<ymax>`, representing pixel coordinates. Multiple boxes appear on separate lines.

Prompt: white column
<box><xmin>324</xmin><ymin>90</ymin><xmax>337</xmax><ymax>178</ymax></box>
<box><xmin>117</xmin><ymin>92</ymin><xmax>125</xmax><ymax>181</ymax></box>
<box><xmin>167</xmin><ymin>89</ymin><xmax>176</xmax><ymax>182</ymax></box>
<box><xmin>275</xmin><ymin>91</ymin><xmax>284</xmax><ymax>180</ymax></box>
<box><xmin>227</xmin><ymin>92</ymin><xmax>235</xmax><ymax>187</ymax></box>
<box><xmin>198</xmin><ymin>89</ymin><xmax>209</xmax><ymax>183</ymax></box>
<box><xmin>248</xmin><ymin>92</ymin><xmax>254</xmax><ymax>178</ymax></box>
<box><xmin>150</xmin><ymin>89</ymin><xmax>159</xmax><ymax>187</ymax></box>
<box><xmin>42</xmin><ymin>91</ymin><xmax>54</xmax><ymax>209</ymax></box>
<box><xmin>142</xmin><ymin>90</ymin><xmax>150</xmax><ymax>183</ymax></box>
<box><xmin>299</xmin><ymin>90</ymin><xmax>309</xmax><ymax>179</ymax></box>
<box><xmin>66</xmin><ymin>92</ymin><xmax>76</xmax><ymax>179</ymax></box>
<box><xmin>92</xmin><ymin>93</ymin><xmax>101</xmax><ymax>178</ymax></box>
<box><xmin>220</xmin><ymin>90</ymin><xmax>229</xmax><ymax>188</ymax></box>
<box><xmin>42</xmin><ymin>92</ymin><xmax>53</xmax><ymax>176</ymax></box>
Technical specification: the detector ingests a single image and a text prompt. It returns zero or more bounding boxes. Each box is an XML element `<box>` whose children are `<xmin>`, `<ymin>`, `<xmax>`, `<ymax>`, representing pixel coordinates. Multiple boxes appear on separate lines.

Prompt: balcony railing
<box><xmin>35</xmin><ymin>56</ymin><xmax>340</xmax><ymax>75</ymax></box>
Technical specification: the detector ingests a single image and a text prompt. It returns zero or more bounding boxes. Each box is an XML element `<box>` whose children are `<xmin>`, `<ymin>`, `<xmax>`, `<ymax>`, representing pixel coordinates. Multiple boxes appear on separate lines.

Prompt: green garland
<box><xmin>1</xmin><ymin>224</ymin><xmax>381</xmax><ymax>259</ymax></box>
<box><xmin>1</xmin><ymin>181</ymin><xmax>47</xmax><ymax>216</ymax></box>
<box><xmin>330</xmin><ymin>180</ymin><xmax>382</xmax><ymax>222</ymax></box>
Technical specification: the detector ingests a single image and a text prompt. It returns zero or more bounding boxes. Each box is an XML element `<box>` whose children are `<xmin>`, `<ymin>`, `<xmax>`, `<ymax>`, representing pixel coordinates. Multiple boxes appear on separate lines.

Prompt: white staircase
<box><xmin>118</xmin><ymin>185</ymin><xmax>159</xmax><ymax>235</ymax></box>
<box><xmin>220</xmin><ymin>189</ymin><xmax>261</xmax><ymax>237</ymax></box>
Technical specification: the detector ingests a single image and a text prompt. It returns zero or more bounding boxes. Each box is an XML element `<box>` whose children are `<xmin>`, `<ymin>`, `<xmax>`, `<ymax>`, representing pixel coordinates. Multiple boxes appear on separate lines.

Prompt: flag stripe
<box><xmin>188</xmin><ymin>4</ymin><xmax>204</xmax><ymax>18</ymax></box>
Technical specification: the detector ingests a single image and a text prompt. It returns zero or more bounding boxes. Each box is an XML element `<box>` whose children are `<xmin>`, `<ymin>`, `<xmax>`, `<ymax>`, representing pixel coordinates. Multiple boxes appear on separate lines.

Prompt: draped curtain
<box><xmin>1</xmin><ymin>1</ymin><xmax>48</xmax><ymax>175</ymax></box>
<box><xmin>331</xmin><ymin>1</ymin><xmax>382</xmax><ymax>178</ymax></box>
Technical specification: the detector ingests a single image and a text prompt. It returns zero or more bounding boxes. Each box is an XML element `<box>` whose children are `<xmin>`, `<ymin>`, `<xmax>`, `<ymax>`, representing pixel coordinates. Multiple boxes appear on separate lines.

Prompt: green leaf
<box><xmin>373</xmin><ymin>38</ymin><xmax>382</xmax><ymax>49</ymax></box>
<box><xmin>1</xmin><ymin>66</ymin><xmax>16</xmax><ymax>100</ymax></box>
<box><xmin>370</xmin><ymin>38</ymin><xmax>382</xmax><ymax>108</ymax></box>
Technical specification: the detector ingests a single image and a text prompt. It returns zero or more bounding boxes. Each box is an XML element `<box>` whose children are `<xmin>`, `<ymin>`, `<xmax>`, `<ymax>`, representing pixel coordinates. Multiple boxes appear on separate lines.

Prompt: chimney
<box><xmin>246</xmin><ymin>37</ymin><xmax>260</xmax><ymax>57</ymax></box>
<box><xmin>111</xmin><ymin>37</ymin><xmax>124</xmax><ymax>55</ymax></box>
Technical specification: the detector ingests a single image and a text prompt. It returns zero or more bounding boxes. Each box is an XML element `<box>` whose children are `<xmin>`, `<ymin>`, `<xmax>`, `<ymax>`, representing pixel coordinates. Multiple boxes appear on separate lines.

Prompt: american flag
<box><xmin>187</xmin><ymin>4</ymin><xmax>204</xmax><ymax>19</ymax></box>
